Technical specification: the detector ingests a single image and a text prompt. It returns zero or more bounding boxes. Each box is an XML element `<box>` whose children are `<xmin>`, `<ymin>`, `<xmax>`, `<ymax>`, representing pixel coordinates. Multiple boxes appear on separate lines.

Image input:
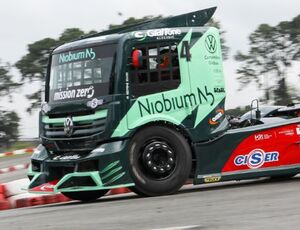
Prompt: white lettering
<box><xmin>54</xmin><ymin>85</ymin><xmax>95</xmax><ymax>101</ymax></box>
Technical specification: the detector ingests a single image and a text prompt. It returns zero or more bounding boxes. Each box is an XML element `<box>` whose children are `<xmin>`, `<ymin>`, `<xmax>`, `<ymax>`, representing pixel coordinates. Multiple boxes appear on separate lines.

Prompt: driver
<box><xmin>158</xmin><ymin>48</ymin><xmax>178</xmax><ymax>68</ymax></box>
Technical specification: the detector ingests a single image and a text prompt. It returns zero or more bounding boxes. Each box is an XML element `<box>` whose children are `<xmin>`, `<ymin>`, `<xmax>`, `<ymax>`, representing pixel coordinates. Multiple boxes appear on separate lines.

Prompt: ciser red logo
<box><xmin>234</xmin><ymin>149</ymin><xmax>279</xmax><ymax>169</ymax></box>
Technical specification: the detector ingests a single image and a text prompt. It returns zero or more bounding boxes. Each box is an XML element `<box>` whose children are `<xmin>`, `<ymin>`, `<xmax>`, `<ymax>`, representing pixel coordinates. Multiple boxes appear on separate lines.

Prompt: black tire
<box><xmin>128</xmin><ymin>126</ymin><xmax>192</xmax><ymax>196</ymax></box>
<box><xmin>129</xmin><ymin>186</ymin><xmax>148</xmax><ymax>197</ymax></box>
<box><xmin>62</xmin><ymin>189</ymin><xmax>109</xmax><ymax>202</ymax></box>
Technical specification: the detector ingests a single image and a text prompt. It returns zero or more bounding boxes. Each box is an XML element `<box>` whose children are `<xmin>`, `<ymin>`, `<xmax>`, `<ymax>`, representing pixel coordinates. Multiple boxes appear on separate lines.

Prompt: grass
<box><xmin>4</xmin><ymin>141</ymin><xmax>37</xmax><ymax>152</ymax></box>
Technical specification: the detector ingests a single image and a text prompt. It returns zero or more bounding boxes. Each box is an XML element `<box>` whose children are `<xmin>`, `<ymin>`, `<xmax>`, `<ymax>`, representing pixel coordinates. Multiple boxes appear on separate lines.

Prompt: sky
<box><xmin>0</xmin><ymin>0</ymin><xmax>299</xmax><ymax>138</ymax></box>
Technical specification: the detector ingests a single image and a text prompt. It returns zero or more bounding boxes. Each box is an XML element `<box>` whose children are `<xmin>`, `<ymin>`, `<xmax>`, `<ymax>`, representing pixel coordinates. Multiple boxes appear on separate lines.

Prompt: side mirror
<box><xmin>255</xmin><ymin>109</ymin><xmax>261</xmax><ymax>120</ymax></box>
<box><xmin>132</xmin><ymin>49</ymin><xmax>143</xmax><ymax>69</ymax></box>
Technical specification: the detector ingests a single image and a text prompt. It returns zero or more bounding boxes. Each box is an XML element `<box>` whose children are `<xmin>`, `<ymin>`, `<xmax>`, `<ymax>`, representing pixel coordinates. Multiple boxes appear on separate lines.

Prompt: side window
<box><xmin>129</xmin><ymin>42</ymin><xmax>180</xmax><ymax>98</ymax></box>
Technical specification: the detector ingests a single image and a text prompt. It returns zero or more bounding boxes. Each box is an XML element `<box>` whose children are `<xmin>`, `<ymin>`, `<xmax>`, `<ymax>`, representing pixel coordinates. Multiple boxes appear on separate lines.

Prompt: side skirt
<box><xmin>194</xmin><ymin>164</ymin><xmax>300</xmax><ymax>184</ymax></box>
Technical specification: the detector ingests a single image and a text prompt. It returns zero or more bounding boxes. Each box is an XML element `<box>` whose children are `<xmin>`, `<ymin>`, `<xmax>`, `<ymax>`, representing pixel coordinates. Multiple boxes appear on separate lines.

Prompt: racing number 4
<box><xmin>180</xmin><ymin>41</ymin><xmax>191</xmax><ymax>62</ymax></box>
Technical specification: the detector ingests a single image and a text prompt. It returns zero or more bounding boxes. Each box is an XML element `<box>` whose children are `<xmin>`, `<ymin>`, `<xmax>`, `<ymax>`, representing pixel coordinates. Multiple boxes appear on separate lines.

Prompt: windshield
<box><xmin>49</xmin><ymin>44</ymin><xmax>116</xmax><ymax>103</ymax></box>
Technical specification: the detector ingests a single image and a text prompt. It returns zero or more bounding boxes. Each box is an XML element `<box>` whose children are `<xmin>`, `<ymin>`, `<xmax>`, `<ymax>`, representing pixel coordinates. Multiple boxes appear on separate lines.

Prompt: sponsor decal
<box><xmin>254</xmin><ymin>134</ymin><xmax>273</xmax><ymax>141</ymax></box>
<box><xmin>137</xmin><ymin>86</ymin><xmax>215</xmax><ymax>117</ymax></box>
<box><xmin>58</xmin><ymin>48</ymin><xmax>96</xmax><ymax>64</ymax></box>
<box><xmin>30</xmin><ymin>180</ymin><xmax>58</xmax><ymax>192</ymax></box>
<box><xmin>133</xmin><ymin>28</ymin><xmax>182</xmax><ymax>41</ymax></box>
<box><xmin>40</xmin><ymin>184</ymin><xmax>55</xmax><ymax>191</ymax></box>
<box><xmin>87</xmin><ymin>98</ymin><xmax>104</xmax><ymax>109</ymax></box>
<box><xmin>53</xmin><ymin>85</ymin><xmax>95</xmax><ymax>101</ymax></box>
<box><xmin>41</xmin><ymin>103</ymin><xmax>51</xmax><ymax>113</ymax></box>
<box><xmin>214</xmin><ymin>87</ymin><xmax>225</xmax><ymax>93</ymax></box>
<box><xmin>209</xmin><ymin>109</ymin><xmax>224</xmax><ymax>125</ymax></box>
<box><xmin>204</xmin><ymin>35</ymin><xmax>220</xmax><ymax>66</ymax></box>
<box><xmin>278</xmin><ymin>129</ymin><xmax>295</xmax><ymax>136</ymax></box>
<box><xmin>53</xmin><ymin>154</ymin><xmax>81</xmax><ymax>160</ymax></box>
<box><xmin>59</xmin><ymin>48</ymin><xmax>96</xmax><ymax>64</ymax></box>
<box><xmin>205</xmin><ymin>35</ymin><xmax>217</xmax><ymax>53</ymax></box>
<box><xmin>204</xmin><ymin>176</ymin><xmax>221</xmax><ymax>183</ymax></box>
<box><xmin>234</xmin><ymin>149</ymin><xmax>279</xmax><ymax>169</ymax></box>
<box><xmin>204</xmin><ymin>55</ymin><xmax>220</xmax><ymax>61</ymax></box>
<box><xmin>125</xmin><ymin>72</ymin><xmax>129</xmax><ymax>99</ymax></box>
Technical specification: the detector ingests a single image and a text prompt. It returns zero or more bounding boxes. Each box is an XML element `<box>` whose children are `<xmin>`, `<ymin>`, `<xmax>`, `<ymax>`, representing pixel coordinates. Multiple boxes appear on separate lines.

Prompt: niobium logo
<box><xmin>64</xmin><ymin>116</ymin><xmax>74</xmax><ymax>137</ymax></box>
<box><xmin>137</xmin><ymin>86</ymin><xmax>215</xmax><ymax>117</ymax></box>
<box><xmin>205</xmin><ymin>35</ymin><xmax>217</xmax><ymax>53</ymax></box>
<box><xmin>59</xmin><ymin>48</ymin><xmax>96</xmax><ymax>64</ymax></box>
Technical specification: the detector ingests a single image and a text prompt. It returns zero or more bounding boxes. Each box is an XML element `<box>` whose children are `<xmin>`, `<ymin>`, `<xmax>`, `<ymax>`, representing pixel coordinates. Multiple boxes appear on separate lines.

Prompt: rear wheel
<box><xmin>128</xmin><ymin>126</ymin><xmax>192</xmax><ymax>196</ymax></box>
<box><xmin>62</xmin><ymin>189</ymin><xmax>109</xmax><ymax>202</ymax></box>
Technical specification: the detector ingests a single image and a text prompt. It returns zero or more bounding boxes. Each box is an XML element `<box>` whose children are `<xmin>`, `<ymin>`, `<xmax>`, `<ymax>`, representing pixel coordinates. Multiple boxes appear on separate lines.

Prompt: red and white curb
<box><xmin>0</xmin><ymin>148</ymin><xmax>35</xmax><ymax>158</ymax></box>
<box><xmin>0</xmin><ymin>178</ymin><xmax>131</xmax><ymax>211</ymax></box>
<box><xmin>0</xmin><ymin>178</ymin><xmax>73</xmax><ymax>210</ymax></box>
<box><xmin>0</xmin><ymin>163</ymin><xmax>30</xmax><ymax>174</ymax></box>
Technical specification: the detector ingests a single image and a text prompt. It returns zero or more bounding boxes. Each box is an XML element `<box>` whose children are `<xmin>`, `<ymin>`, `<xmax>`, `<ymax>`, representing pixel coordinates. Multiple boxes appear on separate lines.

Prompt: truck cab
<box><xmin>28</xmin><ymin>7</ymin><xmax>231</xmax><ymax>199</ymax></box>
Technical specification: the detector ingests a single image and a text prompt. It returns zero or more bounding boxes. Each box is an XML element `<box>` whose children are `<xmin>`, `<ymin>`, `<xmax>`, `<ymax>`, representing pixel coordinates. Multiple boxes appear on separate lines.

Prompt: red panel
<box><xmin>0</xmin><ymin>200</ymin><xmax>11</xmax><ymax>210</ymax></box>
<box><xmin>222</xmin><ymin>123</ymin><xmax>300</xmax><ymax>172</ymax></box>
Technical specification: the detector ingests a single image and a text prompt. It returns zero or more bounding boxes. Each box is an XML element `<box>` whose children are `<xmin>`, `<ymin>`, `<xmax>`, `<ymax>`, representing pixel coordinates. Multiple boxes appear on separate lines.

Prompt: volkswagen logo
<box><xmin>205</xmin><ymin>34</ymin><xmax>217</xmax><ymax>53</ymax></box>
<box><xmin>64</xmin><ymin>116</ymin><xmax>74</xmax><ymax>137</ymax></box>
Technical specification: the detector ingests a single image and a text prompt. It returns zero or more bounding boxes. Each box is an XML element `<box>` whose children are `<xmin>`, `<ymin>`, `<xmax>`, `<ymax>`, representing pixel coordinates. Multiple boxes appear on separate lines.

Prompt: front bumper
<box><xmin>27</xmin><ymin>140</ymin><xmax>134</xmax><ymax>194</ymax></box>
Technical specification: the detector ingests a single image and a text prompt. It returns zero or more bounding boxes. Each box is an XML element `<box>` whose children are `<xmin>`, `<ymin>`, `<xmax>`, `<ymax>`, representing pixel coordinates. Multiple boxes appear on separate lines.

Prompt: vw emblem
<box><xmin>205</xmin><ymin>34</ymin><xmax>217</xmax><ymax>53</ymax></box>
<box><xmin>64</xmin><ymin>116</ymin><xmax>74</xmax><ymax>137</ymax></box>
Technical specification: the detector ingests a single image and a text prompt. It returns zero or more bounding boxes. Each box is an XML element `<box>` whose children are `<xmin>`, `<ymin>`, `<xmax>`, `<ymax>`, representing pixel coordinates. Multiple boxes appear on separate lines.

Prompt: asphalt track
<box><xmin>0</xmin><ymin>175</ymin><xmax>299</xmax><ymax>230</ymax></box>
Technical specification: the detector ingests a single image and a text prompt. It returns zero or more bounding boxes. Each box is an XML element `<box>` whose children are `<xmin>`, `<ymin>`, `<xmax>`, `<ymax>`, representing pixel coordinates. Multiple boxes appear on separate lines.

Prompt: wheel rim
<box><xmin>140</xmin><ymin>140</ymin><xmax>176</xmax><ymax>180</ymax></box>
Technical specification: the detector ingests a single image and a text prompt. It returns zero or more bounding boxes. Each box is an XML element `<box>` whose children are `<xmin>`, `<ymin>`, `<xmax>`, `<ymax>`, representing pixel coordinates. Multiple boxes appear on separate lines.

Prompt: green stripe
<box><xmin>104</xmin><ymin>172</ymin><xmax>126</xmax><ymax>185</ymax></box>
<box><xmin>101</xmin><ymin>166</ymin><xmax>122</xmax><ymax>180</ymax></box>
<box><xmin>100</xmin><ymin>160</ymin><xmax>120</xmax><ymax>174</ymax></box>
<box><xmin>42</xmin><ymin>109</ymin><xmax>107</xmax><ymax>124</ymax></box>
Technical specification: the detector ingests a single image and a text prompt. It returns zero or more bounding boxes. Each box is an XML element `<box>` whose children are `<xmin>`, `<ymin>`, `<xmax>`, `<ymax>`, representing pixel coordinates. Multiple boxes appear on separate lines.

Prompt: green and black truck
<box><xmin>28</xmin><ymin>7</ymin><xmax>300</xmax><ymax>201</ymax></box>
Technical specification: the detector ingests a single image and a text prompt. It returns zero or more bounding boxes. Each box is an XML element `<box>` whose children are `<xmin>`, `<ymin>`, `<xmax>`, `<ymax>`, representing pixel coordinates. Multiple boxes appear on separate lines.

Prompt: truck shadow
<box><xmin>178</xmin><ymin>175</ymin><xmax>300</xmax><ymax>195</ymax></box>
<box><xmin>31</xmin><ymin>175</ymin><xmax>300</xmax><ymax>209</ymax></box>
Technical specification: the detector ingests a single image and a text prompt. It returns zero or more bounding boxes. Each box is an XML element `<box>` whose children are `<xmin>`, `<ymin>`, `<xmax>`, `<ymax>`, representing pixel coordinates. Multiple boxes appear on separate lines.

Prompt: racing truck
<box><xmin>27</xmin><ymin>7</ymin><xmax>300</xmax><ymax>201</ymax></box>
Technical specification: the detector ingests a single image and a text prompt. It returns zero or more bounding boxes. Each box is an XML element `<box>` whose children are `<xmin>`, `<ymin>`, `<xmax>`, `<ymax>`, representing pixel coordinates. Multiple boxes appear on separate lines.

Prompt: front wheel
<box><xmin>128</xmin><ymin>126</ymin><xmax>192</xmax><ymax>196</ymax></box>
<box><xmin>62</xmin><ymin>189</ymin><xmax>109</xmax><ymax>202</ymax></box>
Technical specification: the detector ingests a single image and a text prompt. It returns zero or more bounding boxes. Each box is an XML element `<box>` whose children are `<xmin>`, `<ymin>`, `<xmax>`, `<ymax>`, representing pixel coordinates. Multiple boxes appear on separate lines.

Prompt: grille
<box><xmin>43</xmin><ymin>117</ymin><xmax>106</xmax><ymax>138</ymax></box>
<box><xmin>55</xmin><ymin>140</ymin><xmax>97</xmax><ymax>151</ymax></box>
<box><xmin>48</xmin><ymin>165</ymin><xmax>76</xmax><ymax>181</ymax></box>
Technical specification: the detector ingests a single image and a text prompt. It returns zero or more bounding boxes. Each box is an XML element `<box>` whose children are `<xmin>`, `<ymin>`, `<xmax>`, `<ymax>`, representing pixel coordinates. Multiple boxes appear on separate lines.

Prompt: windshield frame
<box><xmin>46</xmin><ymin>43</ymin><xmax>117</xmax><ymax>104</ymax></box>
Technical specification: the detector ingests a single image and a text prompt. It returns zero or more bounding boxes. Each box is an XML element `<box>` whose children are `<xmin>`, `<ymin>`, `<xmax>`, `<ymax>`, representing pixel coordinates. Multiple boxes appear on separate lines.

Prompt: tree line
<box><xmin>0</xmin><ymin>14</ymin><xmax>299</xmax><ymax>143</ymax></box>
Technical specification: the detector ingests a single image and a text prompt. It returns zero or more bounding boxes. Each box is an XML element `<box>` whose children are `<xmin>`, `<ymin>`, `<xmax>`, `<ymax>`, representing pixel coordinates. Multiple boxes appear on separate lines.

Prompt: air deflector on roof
<box><xmin>89</xmin><ymin>7</ymin><xmax>216</xmax><ymax>37</ymax></box>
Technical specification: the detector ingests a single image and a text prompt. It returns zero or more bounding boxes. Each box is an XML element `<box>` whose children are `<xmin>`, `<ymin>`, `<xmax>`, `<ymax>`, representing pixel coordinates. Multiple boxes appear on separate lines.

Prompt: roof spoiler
<box><xmin>88</xmin><ymin>7</ymin><xmax>216</xmax><ymax>37</ymax></box>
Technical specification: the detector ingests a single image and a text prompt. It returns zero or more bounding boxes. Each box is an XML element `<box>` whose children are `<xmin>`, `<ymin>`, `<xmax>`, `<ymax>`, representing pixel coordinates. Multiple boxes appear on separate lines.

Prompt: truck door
<box><xmin>178</xmin><ymin>28</ymin><xmax>226</xmax><ymax>129</ymax></box>
<box><xmin>126</xmin><ymin>41</ymin><xmax>190</xmax><ymax>130</ymax></box>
